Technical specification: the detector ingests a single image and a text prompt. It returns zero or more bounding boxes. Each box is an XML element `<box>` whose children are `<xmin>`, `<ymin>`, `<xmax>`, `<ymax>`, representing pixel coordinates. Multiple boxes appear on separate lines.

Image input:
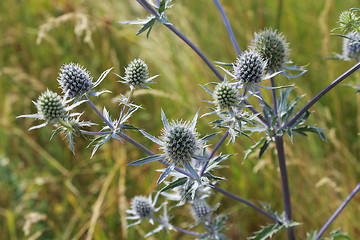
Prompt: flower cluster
<box><xmin>233</xmin><ymin>50</ymin><xmax>267</xmax><ymax>84</ymax></box>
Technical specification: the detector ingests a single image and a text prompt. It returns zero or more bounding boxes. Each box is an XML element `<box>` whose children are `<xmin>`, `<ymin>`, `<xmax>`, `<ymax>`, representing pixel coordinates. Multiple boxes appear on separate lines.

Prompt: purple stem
<box><xmin>284</xmin><ymin>62</ymin><xmax>360</xmax><ymax>128</ymax></box>
<box><xmin>315</xmin><ymin>183</ymin><xmax>360</xmax><ymax>240</ymax></box>
<box><xmin>275</xmin><ymin>136</ymin><xmax>296</xmax><ymax>240</ymax></box>
<box><xmin>210</xmin><ymin>183</ymin><xmax>282</xmax><ymax>224</ymax></box>
<box><xmin>152</xmin><ymin>217</ymin><xmax>204</xmax><ymax>237</ymax></box>
<box><xmin>86</xmin><ymin>99</ymin><xmax>276</xmax><ymax>221</ymax></box>
<box><xmin>199</xmin><ymin>130</ymin><xmax>229</xmax><ymax>176</ymax></box>
<box><xmin>212</xmin><ymin>0</ymin><xmax>242</xmax><ymax>56</ymax></box>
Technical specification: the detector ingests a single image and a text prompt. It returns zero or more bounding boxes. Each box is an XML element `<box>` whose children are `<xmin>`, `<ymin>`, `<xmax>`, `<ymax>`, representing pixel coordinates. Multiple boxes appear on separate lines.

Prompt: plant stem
<box><xmin>315</xmin><ymin>183</ymin><xmax>360</xmax><ymax>240</ymax></box>
<box><xmin>199</xmin><ymin>130</ymin><xmax>229</xmax><ymax>176</ymax></box>
<box><xmin>213</xmin><ymin>0</ymin><xmax>242</xmax><ymax>56</ymax></box>
<box><xmin>209</xmin><ymin>183</ymin><xmax>282</xmax><ymax>224</ymax></box>
<box><xmin>80</xmin><ymin>130</ymin><xmax>113</xmax><ymax>136</ymax></box>
<box><xmin>85</xmin><ymin>96</ymin><xmax>115</xmax><ymax>129</ymax></box>
<box><xmin>152</xmin><ymin>217</ymin><xmax>204</xmax><ymax>237</ymax></box>
<box><xmin>86</xmin><ymin>99</ymin><xmax>277</xmax><ymax>223</ymax></box>
<box><xmin>284</xmin><ymin>62</ymin><xmax>360</xmax><ymax>128</ymax></box>
<box><xmin>274</xmin><ymin>136</ymin><xmax>296</xmax><ymax>240</ymax></box>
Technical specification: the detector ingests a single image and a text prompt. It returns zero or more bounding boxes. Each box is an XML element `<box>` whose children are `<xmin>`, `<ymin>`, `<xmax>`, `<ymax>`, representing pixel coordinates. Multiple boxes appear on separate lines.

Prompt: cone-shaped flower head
<box><xmin>58</xmin><ymin>63</ymin><xmax>93</xmax><ymax>98</ymax></box>
<box><xmin>131</xmin><ymin>196</ymin><xmax>153</xmax><ymax>219</ymax></box>
<box><xmin>125</xmin><ymin>59</ymin><xmax>149</xmax><ymax>87</ymax></box>
<box><xmin>234</xmin><ymin>50</ymin><xmax>266</xmax><ymax>84</ymax></box>
<box><xmin>36</xmin><ymin>90</ymin><xmax>66</xmax><ymax>122</ymax></box>
<box><xmin>161</xmin><ymin>120</ymin><xmax>199</xmax><ymax>165</ymax></box>
<box><xmin>213</xmin><ymin>82</ymin><xmax>240</xmax><ymax>109</ymax></box>
<box><xmin>251</xmin><ymin>29</ymin><xmax>290</xmax><ymax>73</ymax></box>
<box><xmin>342</xmin><ymin>32</ymin><xmax>360</xmax><ymax>60</ymax></box>
<box><xmin>191</xmin><ymin>199</ymin><xmax>212</xmax><ymax>221</ymax></box>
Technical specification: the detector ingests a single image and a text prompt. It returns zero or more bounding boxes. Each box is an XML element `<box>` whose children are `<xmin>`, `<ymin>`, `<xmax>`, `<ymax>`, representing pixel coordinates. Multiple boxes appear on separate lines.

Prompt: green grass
<box><xmin>1</xmin><ymin>0</ymin><xmax>359</xmax><ymax>239</ymax></box>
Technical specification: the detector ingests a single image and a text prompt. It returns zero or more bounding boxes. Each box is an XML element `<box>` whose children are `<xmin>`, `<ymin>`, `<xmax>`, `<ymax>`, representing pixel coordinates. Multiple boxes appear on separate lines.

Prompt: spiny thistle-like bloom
<box><xmin>191</xmin><ymin>199</ymin><xmax>212</xmax><ymax>221</ymax></box>
<box><xmin>338</xmin><ymin>11</ymin><xmax>360</xmax><ymax>33</ymax></box>
<box><xmin>17</xmin><ymin>90</ymin><xmax>85</xmax><ymax>130</ymax></box>
<box><xmin>161</xmin><ymin>120</ymin><xmax>199</xmax><ymax>165</ymax></box>
<box><xmin>130</xmin><ymin>111</ymin><xmax>207</xmax><ymax>184</ymax></box>
<box><xmin>233</xmin><ymin>50</ymin><xmax>267</xmax><ymax>84</ymax></box>
<box><xmin>124</xmin><ymin>59</ymin><xmax>149</xmax><ymax>87</ymax></box>
<box><xmin>342</xmin><ymin>32</ymin><xmax>360</xmax><ymax>60</ymax></box>
<box><xmin>251</xmin><ymin>29</ymin><xmax>290</xmax><ymax>73</ymax></box>
<box><xmin>131</xmin><ymin>196</ymin><xmax>153</xmax><ymax>218</ymax></box>
<box><xmin>58</xmin><ymin>63</ymin><xmax>93</xmax><ymax>98</ymax></box>
<box><xmin>37</xmin><ymin>90</ymin><xmax>66</xmax><ymax>121</ymax></box>
<box><xmin>213</xmin><ymin>82</ymin><xmax>240</xmax><ymax>109</ymax></box>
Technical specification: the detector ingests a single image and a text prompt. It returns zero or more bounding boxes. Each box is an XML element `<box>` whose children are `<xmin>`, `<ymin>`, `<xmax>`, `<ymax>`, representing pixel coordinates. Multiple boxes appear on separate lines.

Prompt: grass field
<box><xmin>0</xmin><ymin>0</ymin><xmax>359</xmax><ymax>239</ymax></box>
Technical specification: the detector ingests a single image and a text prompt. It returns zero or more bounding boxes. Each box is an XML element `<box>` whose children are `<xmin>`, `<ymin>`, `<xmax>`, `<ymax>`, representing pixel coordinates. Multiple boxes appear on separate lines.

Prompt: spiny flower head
<box><xmin>251</xmin><ymin>28</ymin><xmax>290</xmax><ymax>73</ymax></box>
<box><xmin>58</xmin><ymin>63</ymin><xmax>93</xmax><ymax>98</ymax></box>
<box><xmin>17</xmin><ymin>90</ymin><xmax>86</xmax><ymax>130</ymax></box>
<box><xmin>36</xmin><ymin>90</ymin><xmax>66</xmax><ymax>122</ymax></box>
<box><xmin>342</xmin><ymin>32</ymin><xmax>360</xmax><ymax>60</ymax></box>
<box><xmin>191</xmin><ymin>199</ymin><xmax>212</xmax><ymax>221</ymax></box>
<box><xmin>161</xmin><ymin>120</ymin><xmax>200</xmax><ymax>165</ymax></box>
<box><xmin>131</xmin><ymin>196</ymin><xmax>153</xmax><ymax>219</ymax></box>
<box><xmin>338</xmin><ymin>11</ymin><xmax>360</xmax><ymax>33</ymax></box>
<box><xmin>233</xmin><ymin>50</ymin><xmax>266</xmax><ymax>84</ymax></box>
<box><xmin>213</xmin><ymin>82</ymin><xmax>240</xmax><ymax>109</ymax></box>
<box><xmin>125</xmin><ymin>59</ymin><xmax>149</xmax><ymax>87</ymax></box>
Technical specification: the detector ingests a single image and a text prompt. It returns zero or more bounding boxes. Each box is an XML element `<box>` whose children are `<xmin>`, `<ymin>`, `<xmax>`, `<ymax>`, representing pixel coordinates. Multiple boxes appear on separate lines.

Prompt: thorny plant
<box><xmin>18</xmin><ymin>1</ymin><xmax>360</xmax><ymax>240</ymax></box>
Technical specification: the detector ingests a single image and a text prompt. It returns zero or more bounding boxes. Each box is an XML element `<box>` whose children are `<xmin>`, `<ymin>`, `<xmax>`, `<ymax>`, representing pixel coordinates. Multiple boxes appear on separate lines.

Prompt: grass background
<box><xmin>0</xmin><ymin>0</ymin><xmax>359</xmax><ymax>239</ymax></box>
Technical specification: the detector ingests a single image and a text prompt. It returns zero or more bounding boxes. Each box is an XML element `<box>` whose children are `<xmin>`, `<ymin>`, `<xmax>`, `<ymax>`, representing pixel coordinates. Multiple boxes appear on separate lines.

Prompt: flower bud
<box><xmin>125</xmin><ymin>59</ymin><xmax>149</xmax><ymax>87</ymax></box>
<box><xmin>131</xmin><ymin>196</ymin><xmax>153</xmax><ymax>218</ymax></box>
<box><xmin>251</xmin><ymin>29</ymin><xmax>289</xmax><ymax>73</ymax></box>
<box><xmin>213</xmin><ymin>82</ymin><xmax>240</xmax><ymax>109</ymax></box>
<box><xmin>58</xmin><ymin>63</ymin><xmax>93</xmax><ymax>98</ymax></box>
<box><xmin>37</xmin><ymin>90</ymin><xmax>66</xmax><ymax>122</ymax></box>
<box><xmin>191</xmin><ymin>199</ymin><xmax>212</xmax><ymax>220</ymax></box>
<box><xmin>234</xmin><ymin>51</ymin><xmax>266</xmax><ymax>84</ymax></box>
<box><xmin>162</xmin><ymin>121</ymin><xmax>199</xmax><ymax>164</ymax></box>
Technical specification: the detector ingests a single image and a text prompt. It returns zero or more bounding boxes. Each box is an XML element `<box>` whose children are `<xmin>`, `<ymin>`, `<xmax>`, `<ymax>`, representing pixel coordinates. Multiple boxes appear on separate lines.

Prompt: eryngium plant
<box><xmin>213</xmin><ymin>81</ymin><xmax>240</xmax><ymax>109</ymax></box>
<box><xmin>233</xmin><ymin>50</ymin><xmax>267</xmax><ymax>84</ymax></box>
<box><xmin>251</xmin><ymin>28</ymin><xmax>290</xmax><ymax>73</ymax></box>
<box><xmin>342</xmin><ymin>32</ymin><xmax>360</xmax><ymax>60</ymax></box>
<box><xmin>58</xmin><ymin>63</ymin><xmax>93</xmax><ymax>98</ymax></box>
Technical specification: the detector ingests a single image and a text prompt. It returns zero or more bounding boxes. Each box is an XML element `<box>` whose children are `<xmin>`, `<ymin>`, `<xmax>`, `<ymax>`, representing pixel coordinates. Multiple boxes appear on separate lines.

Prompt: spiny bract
<box><xmin>58</xmin><ymin>63</ymin><xmax>93</xmax><ymax>98</ymax></box>
<box><xmin>161</xmin><ymin>121</ymin><xmax>199</xmax><ymax>164</ymax></box>
<box><xmin>36</xmin><ymin>90</ymin><xmax>66</xmax><ymax>122</ymax></box>
<box><xmin>125</xmin><ymin>59</ymin><xmax>149</xmax><ymax>87</ymax></box>
<box><xmin>131</xmin><ymin>196</ymin><xmax>153</xmax><ymax>218</ymax></box>
<box><xmin>233</xmin><ymin>50</ymin><xmax>266</xmax><ymax>84</ymax></box>
<box><xmin>213</xmin><ymin>82</ymin><xmax>240</xmax><ymax>109</ymax></box>
<box><xmin>251</xmin><ymin>28</ymin><xmax>289</xmax><ymax>73</ymax></box>
<box><xmin>342</xmin><ymin>32</ymin><xmax>360</xmax><ymax>60</ymax></box>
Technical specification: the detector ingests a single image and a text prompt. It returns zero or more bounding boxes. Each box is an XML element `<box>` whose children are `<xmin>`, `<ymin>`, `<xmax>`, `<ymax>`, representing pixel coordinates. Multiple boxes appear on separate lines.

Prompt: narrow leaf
<box><xmin>160</xmin><ymin>177</ymin><xmax>187</xmax><ymax>192</ymax></box>
<box><xmin>129</xmin><ymin>154</ymin><xmax>165</xmax><ymax>165</ymax></box>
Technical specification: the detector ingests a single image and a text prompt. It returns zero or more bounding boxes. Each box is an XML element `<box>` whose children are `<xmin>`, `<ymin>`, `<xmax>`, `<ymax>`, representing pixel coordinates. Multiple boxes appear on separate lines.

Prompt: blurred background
<box><xmin>1</xmin><ymin>0</ymin><xmax>359</xmax><ymax>239</ymax></box>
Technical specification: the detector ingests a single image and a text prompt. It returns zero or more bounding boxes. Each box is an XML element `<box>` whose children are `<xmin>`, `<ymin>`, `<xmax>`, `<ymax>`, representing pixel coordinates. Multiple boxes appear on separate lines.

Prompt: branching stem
<box><xmin>284</xmin><ymin>62</ymin><xmax>360</xmax><ymax>128</ymax></box>
<box><xmin>315</xmin><ymin>183</ymin><xmax>360</xmax><ymax>240</ymax></box>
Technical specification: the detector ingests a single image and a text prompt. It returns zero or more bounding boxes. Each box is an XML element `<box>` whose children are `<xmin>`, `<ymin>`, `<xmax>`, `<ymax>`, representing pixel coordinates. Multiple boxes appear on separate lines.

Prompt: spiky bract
<box><xmin>125</xmin><ymin>59</ymin><xmax>149</xmax><ymax>87</ymax></box>
<box><xmin>342</xmin><ymin>32</ymin><xmax>360</xmax><ymax>59</ymax></box>
<box><xmin>58</xmin><ymin>63</ymin><xmax>93</xmax><ymax>98</ymax></box>
<box><xmin>234</xmin><ymin>51</ymin><xmax>266</xmax><ymax>84</ymax></box>
<box><xmin>131</xmin><ymin>196</ymin><xmax>153</xmax><ymax>219</ymax></box>
<box><xmin>161</xmin><ymin>121</ymin><xmax>199</xmax><ymax>164</ymax></box>
<box><xmin>251</xmin><ymin>29</ymin><xmax>290</xmax><ymax>73</ymax></box>
<box><xmin>213</xmin><ymin>82</ymin><xmax>240</xmax><ymax>109</ymax></box>
<box><xmin>338</xmin><ymin>11</ymin><xmax>360</xmax><ymax>33</ymax></box>
<box><xmin>36</xmin><ymin>90</ymin><xmax>66</xmax><ymax>122</ymax></box>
